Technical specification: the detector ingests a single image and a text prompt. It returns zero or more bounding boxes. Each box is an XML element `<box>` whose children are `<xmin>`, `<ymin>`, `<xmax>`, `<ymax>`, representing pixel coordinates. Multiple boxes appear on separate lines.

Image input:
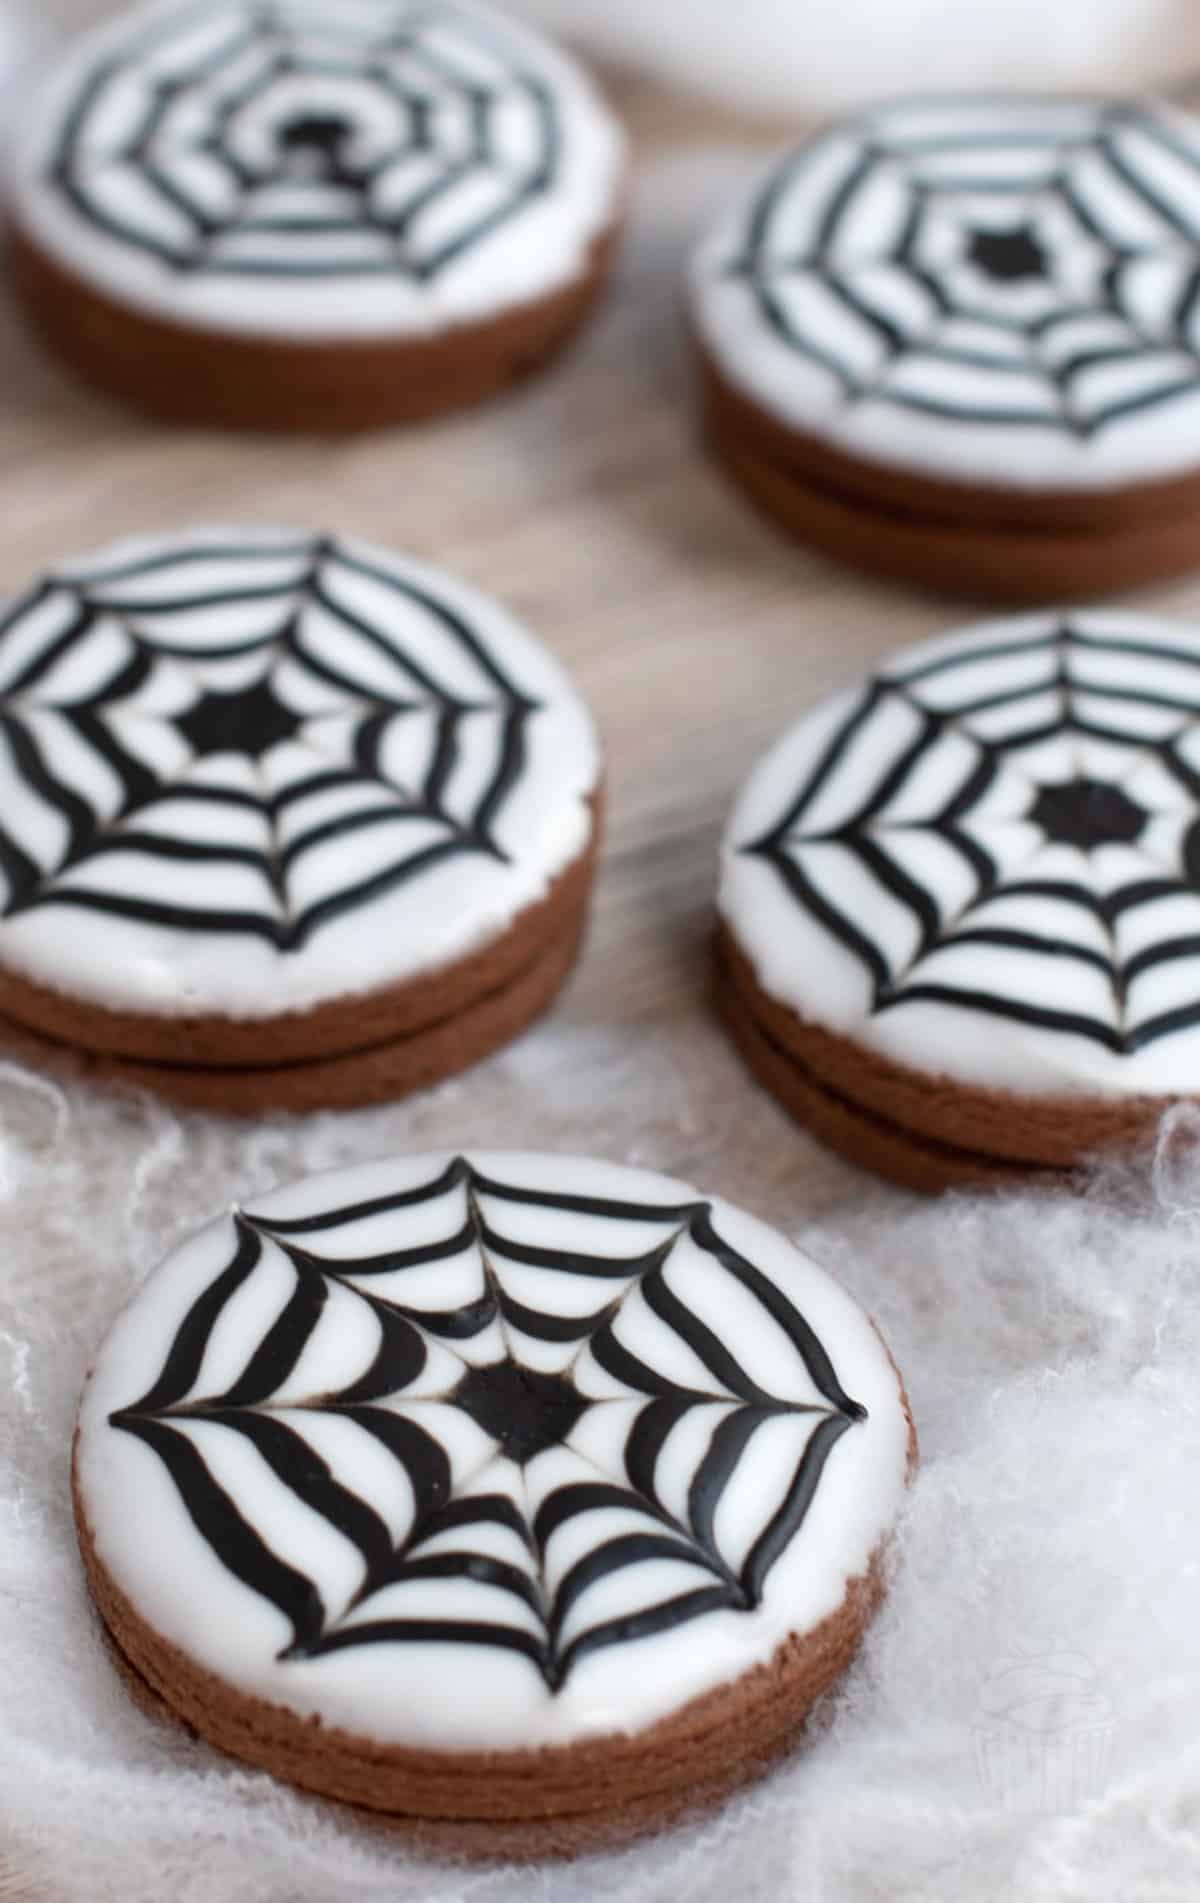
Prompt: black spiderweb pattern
<box><xmin>728</xmin><ymin>97</ymin><xmax>1200</xmax><ymax>437</ymax></box>
<box><xmin>47</xmin><ymin>1</ymin><xmax>561</xmax><ymax>281</ymax></box>
<box><xmin>0</xmin><ymin>533</ymin><xmax>541</xmax><ymax>948</ymax></box>
<box><xmin>109</xmin><ymin>1156</ymin><xmax>866</xmax><ymax>1689</ymax></box>
<box><xmin>744</xmin><ymin>615</ymin><xmax>1200</xmax><ymax>1055</ymax></box>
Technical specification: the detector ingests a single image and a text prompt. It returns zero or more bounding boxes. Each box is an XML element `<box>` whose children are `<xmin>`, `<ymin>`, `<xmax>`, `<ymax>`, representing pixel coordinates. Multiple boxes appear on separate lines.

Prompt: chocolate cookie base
<box><xmin>0</xmin><ymin>904</ymin><xmax>587</xmax><ymax>1114</ymax></box>
<box><xmin>74</xmin><ymin>1435</ymin><xmax>913</xmax><ymax>1860</ymax></box>
<box><xmin>698</xmin><ymin>351</ymin><xmax>1200</xmax><ymax>602</ymax></box>
<box><xmin>715</xmin><ymin>925</ymin><xmax>1156</xmax><ymax>1192</ymax></box>
<box><xmin>0</xmin><ymin>819</ymin><xmax>599</xmax><ymax>1070</ymax></box>
<box><xmin>10</xmin><ymin>218</ymin><xmax>623</xmax><ymax>433</ymax></box>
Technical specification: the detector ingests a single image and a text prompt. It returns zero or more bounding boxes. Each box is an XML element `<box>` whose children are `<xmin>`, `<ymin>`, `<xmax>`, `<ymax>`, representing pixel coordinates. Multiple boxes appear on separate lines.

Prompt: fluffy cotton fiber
<box><xmin>4</xmin><ymin>1009</ymin><xmax>1200</xmax><ymax>1902</ymax></box>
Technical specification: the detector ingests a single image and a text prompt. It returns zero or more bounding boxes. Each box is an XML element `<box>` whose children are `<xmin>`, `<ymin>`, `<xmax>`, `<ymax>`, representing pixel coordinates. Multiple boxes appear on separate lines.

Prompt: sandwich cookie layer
<box><xmin>692</xmin><ymin>97</ymin><xmax>1200</xmax><ymax>597</ymax></box>
<box><xmin>719</xmin><ymin>609</ymin><xmax>1200</xmax><ymax>1186</ymax></box>
<box><xmin>0</xmin><ymin>527</ymin><xmax>600</xmax><ymax>1108</ymax></box>
<box><xmin>10</xmin><ymin>0</ymin><xmax>627</xmax><ymax>428</ymax></box>
<box><xmin>75</xmin><ymin>1150</ymin><xmax>913</xmax><ymax>1849</ymax></box>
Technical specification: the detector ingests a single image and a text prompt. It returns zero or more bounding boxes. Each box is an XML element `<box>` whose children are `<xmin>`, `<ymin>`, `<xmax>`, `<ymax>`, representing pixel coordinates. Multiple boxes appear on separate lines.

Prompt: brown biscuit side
<box><xmin>715</xmin><ymin>924</ymin><xmax>1162</xmax><ymax>1180</ymax></box>
<box><xmin>74</xmin><ymin>1381</ymin><xmax>915</xmax><ymax>1860</ymax></box>
<box><xmin>93</xmin><ymin>1611</ymin><xmax>836</xmax><ymax>1860</ymax></box>
<box><xmin>0</xmin><ymin>894</ymin><xmax>589</xmax><ymax>1114</ymax></box>
<box><xmin>699</xmin><ymin>349</ymin><xmax>1200</xmax><ymax>530</ymax></box>
<box><xmin>9</xmin><ymin>215</ymin><xmax>623</xmax><ymax>433</ymax></box>
<box><xmin>0</xmin><ymin>806</ymin><xmax>599</xmax><ymax>1069</ymax></box>
<box><xmin>697</xmin><ymin>349</ymin><xmax>1200</xmax><ymax>601</ymax></box>
<box><xmin>715</xmin><ymin>960</ymin><xmax>1058</xmax><ymax>1193</ymax></box>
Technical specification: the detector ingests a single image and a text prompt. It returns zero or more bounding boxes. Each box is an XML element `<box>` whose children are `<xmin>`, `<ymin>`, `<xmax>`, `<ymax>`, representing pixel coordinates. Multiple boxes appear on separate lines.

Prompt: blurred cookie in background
<box><xmin>8</xmin><ymin>0</ymin><xmax>627</xmax><ymax>431</ymax></box>
<box><xmin>691</xmin><ymin>97</ymin><xmax>1200</xmax><ymax>601</ymax></box>
<box><xmin>717</xmin><ymin>609</ymin><xmax>1200</xmax><ymax>1190</ymax></box>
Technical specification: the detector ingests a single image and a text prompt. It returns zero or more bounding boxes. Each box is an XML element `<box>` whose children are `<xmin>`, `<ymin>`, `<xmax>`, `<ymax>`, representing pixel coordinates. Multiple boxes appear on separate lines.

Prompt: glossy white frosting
<box><xmin>721</xmin><ymin>609</ymin><xmax>1200</xmax><ymax>1097</ymax></box>
<box><xmin>0</xmin><ymin>526</ymin><xmax>599</xmax><ymax>1019</ymax></box>
<box><xmin>691</xmin><ymin>96</ymin><xmax>1200</xmax><ymax>490</ymax></box>
<box><xmin>75</xmin><ymin>1150</ymin><xmax>911</xmax><ymax>1753</ymax></box>
<box><xmin>10</xmin><ymin>0</ymin><xmax>626</xmax><ymax>339</ymax></box>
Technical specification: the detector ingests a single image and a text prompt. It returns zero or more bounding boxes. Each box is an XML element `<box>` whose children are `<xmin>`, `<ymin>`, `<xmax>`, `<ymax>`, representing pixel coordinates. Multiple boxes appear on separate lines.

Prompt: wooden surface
<box><xmin>6</xmin><ymin>69</ymin><xmax>1200</xmax><ymax>1120</ymax></box>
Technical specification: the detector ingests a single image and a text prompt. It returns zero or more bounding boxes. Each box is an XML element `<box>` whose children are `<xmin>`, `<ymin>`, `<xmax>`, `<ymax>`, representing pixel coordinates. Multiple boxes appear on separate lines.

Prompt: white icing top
<box><xmin>721</xmin><ymin>609</ymin><xmax>1200</xmax><ymax>1098</ymax></box>
<box><xmin>691</xmin><ymin>96</ymin><xmax>1200</xmax><ymax>491</ymax></box>
<box><xmin>9</xmin><ymin>0</ymin><xmax>626</xmax><ymax>339</ymax></box>
<box><xmin>75</xmin><ymin>1150</ymin><xmax>910</xmax><ymax>1753</ymax></box>
<box><xmin>0</xmin><ymin>527</ymin><xmax>599</xmax><ymax>1019</ymax></box>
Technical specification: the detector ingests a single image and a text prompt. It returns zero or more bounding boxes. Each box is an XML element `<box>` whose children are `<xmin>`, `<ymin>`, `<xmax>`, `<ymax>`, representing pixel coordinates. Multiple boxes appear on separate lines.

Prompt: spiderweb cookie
<box><xmin>717</xmin><ymin>610</ymin><xmax>1200</xmax><ymax>1188</ymax></box>
<box><xmin>10</xmin><ymin>0</ymin><xmax>626</xmax><ymax>429</ymax></box>
<box><xmin>0</xmin><ymin>527</ymin><xmax>599</xmax><ymax>1111</ymax></box>
<box><xmin>692</xmin><ymin>98</ymin><xmax>1200</xmax><ymax>599</ymax></box>
<box><xmin>74</xmin><ymin>1150</ymin><xmax>913</xmax><ymax>1853</ymax></box>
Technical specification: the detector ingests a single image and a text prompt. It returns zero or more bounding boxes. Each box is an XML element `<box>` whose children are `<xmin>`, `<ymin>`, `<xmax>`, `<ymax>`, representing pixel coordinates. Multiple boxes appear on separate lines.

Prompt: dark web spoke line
<box><xmin>756</xmin><ymin>283</ymin><xmax>857</xmax><ymax>395</ymax></box>
<box><xmin>58</xmin><ymin>534</ymin><xmax>322</xmax><ymax>591</ymax></box>
<box><xmin>883</xmin><ymin>618</ymin><xmax>1083</xmax><ymax>688</ymax></box>
<box><xmin>893</xmin><ymin>618</ymin><xmax>1200</xmax><ymax>732</ymax></box>
<box><xmin>752</xmin><ymin>674</ymin><xmax>1001</xmax><ymax>854</ymax></box>
<box><xmin>0</xmin><ymin>688</ymin><xmax>290</xmax><ymax>929</ymax></box>
<box><xmin>879</xmin><ymin>835</ymin><xmax>1125</xmax><ymax>1020</ymax></box>
<box><xmin>541</xmin><ymin>1434</ymin><xmax>745</xmax><ymax>1583</ymax></box>
<box><xmin>1096</xmin><ymin>121</ymin><xmax>1200</xmax><ymax>241</ymax></box>
<box><xmin>839</xmin><ymin>309</ymin><xmax>1044</xmax><ymax>415</ymax></box>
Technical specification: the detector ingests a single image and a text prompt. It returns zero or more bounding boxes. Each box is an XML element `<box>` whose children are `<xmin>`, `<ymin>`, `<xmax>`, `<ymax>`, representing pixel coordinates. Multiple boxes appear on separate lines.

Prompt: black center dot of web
<box><xmin>1030</xmin><ymin>777</ymin><xmax>1147</xmax><ymax>850</ymax></box>
<box><xmin>176</xmin><ymin>677</ymin><xmax>303</xmax><ymax>761</ymax></box>
<box><xmin>968</xmin><ymin>225</ymin><xmax>1048</xmax><ymax>284</ymax></box>
<box><xmin>279</xmin><ymin>112</ymin><xmax>354</xmax><ymax>160</ymax></box>
<box><xmin>454</xmin><ymin>1358</ymin><xmax>586</xmax><ymax>1466</ymax></box>
<box><xmin>277</xmin><ymin>113</ymin><xmax>366</xmax><ymax>184</ymax></box>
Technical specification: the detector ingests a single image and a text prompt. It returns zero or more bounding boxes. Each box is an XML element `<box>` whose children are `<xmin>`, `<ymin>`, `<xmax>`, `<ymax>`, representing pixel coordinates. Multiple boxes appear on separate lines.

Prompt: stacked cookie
<box><xmin>691</xmin><ymin>97</ymin><xmax>1200</xmax><ymax>601</ymax></box>
<box><xmin>686</xmin><ymin>97</ymin><xmax>1200</xmax><ymax>1185</ymax></box>
<box><xmin>717</xmin><ymin>610</ymin><xmax>1200</xmax><ymax>1191</ymax></box>
<box><xmin>0</xmin><ymin>528</ymin><xmax>600</xmax><ymax>1112</ymax></box>
<box><xmin>74</xmin><ymin>1150</ymin><xmax>914</xmax><ymax>1852</ymax></box>
<box><xmin>8</xmin><ymin>0</ymin><xmax>627</xmax><ymax>430</ymax></box>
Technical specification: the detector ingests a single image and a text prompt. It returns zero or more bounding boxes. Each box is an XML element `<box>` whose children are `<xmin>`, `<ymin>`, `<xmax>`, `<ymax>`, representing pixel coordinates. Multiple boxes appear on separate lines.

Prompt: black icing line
<box><xmin>112</xmin><ymin>1412</ymin><xmax>327</xmax><ymax>1654</ymax></box>
<box><xmin>257</xmin><ymin>1152</ymin><xmax>472</xmax><ymax>1233</ymax></box>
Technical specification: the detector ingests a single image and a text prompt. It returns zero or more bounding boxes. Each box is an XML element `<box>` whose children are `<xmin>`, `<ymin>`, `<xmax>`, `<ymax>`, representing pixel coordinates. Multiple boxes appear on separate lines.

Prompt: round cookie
<box><xmin>9</xmin><ymin>0</ymin><xmax>626</xmax><ymax>431</ymax></box>
<box><xmin>0</xmin><ymin>527</ymin><xmax>600</xmax><ymax>1111</ymax></box>
<box><xmin>717</xmin><ymin>609</ymin><xmax>1200</xmax><ymax>1191</ymax></box>
<box><xmin>74</xmin><ymin>1150</ymin><xmax>913</xmax><ymax>1854</ymax></box>
<box><xmin>691</xmin><ymin>97</ymin><xmax>1200</xmax><ymax>600</ymax></box>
